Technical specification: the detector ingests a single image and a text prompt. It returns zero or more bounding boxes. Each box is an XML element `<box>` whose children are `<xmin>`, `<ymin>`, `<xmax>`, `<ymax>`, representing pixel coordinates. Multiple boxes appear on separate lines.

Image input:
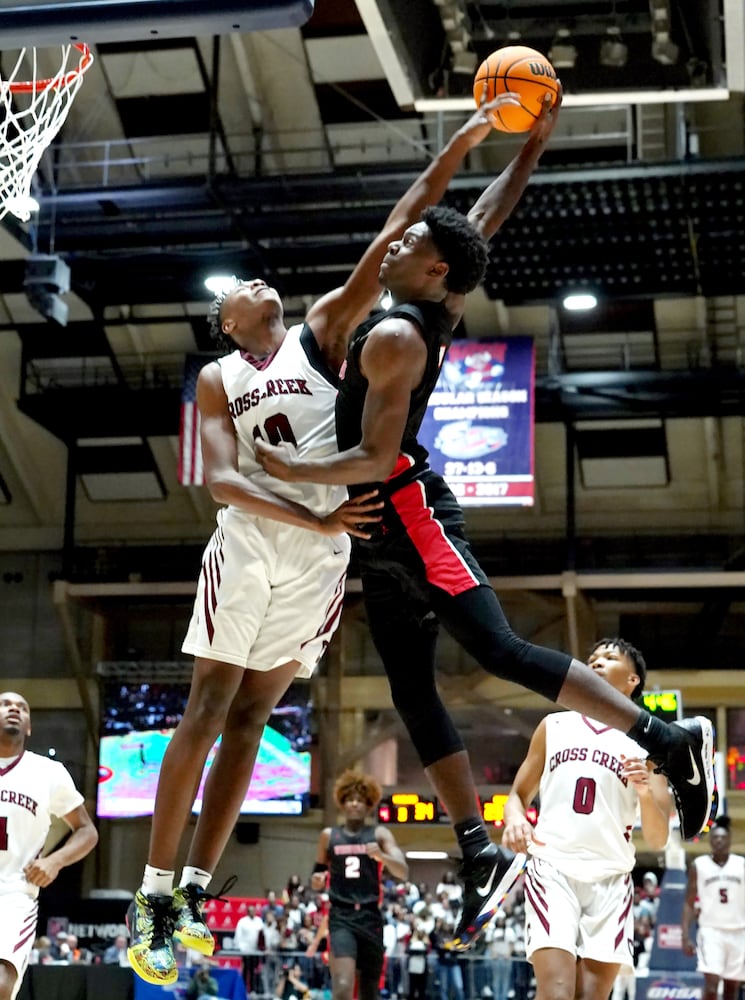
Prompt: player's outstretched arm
<box><xmin>306</xmin><ymin>93</ymin><xmax>521</xmax><ymax>371</ymax></box>
<box><xmin>467</xmin><ymin>90</ymin><xmax>561</xmax><ymax>242</ymax></box>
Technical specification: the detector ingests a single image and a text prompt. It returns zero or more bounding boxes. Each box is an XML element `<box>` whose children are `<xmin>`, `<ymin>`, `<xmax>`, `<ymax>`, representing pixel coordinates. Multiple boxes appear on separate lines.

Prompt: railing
<box><xmin>44</xmin><ymin>106</ymin><xmax>637</xmax><ymax>193</ymax></box>
<box><xmin>24</xmin><ymin>350</ymin><xmax>189</xmax><ymax>394</ymax></box>
<box><xmin>215</xmin><ymin>949</ymin><xmax>535</xmax><ymax>1000</ymax></box>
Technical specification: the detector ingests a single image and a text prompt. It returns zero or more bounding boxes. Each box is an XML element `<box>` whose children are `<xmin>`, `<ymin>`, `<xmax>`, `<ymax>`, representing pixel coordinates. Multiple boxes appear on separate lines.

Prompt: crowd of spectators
<box><xmin>224</xmin><ymin>868</ymin><xmax>662</xmax><ymax>1000</ymax></box>
<box><xmin>222</xmin><ymin>870</ymin><xmax>534</xmax><ymax>1000</ymax></box>
<box><xmin>30</xmin><ymin>868</ymin><xmax>662</xmax><ymax>1000</ymax></box>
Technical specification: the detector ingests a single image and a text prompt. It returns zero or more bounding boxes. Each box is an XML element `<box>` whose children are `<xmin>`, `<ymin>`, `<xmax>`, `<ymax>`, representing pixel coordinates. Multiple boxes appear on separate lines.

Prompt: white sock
<box><xmin>180</xmin><ymin>866</ymin><xmax>212</xmax><ymax>890</ymax></box>
<box><xmin>141</xmin><ymin>865</ymin><xmax>175</xmax><ymax>896</ymax></box>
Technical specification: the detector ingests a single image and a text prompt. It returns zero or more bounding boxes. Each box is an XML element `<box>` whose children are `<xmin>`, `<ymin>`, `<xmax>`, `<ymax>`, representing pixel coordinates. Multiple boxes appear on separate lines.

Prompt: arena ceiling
<box><xmin>0</xmin><ymin>0</ymin><xmax>745</xmax><ymax>678</ymax></box>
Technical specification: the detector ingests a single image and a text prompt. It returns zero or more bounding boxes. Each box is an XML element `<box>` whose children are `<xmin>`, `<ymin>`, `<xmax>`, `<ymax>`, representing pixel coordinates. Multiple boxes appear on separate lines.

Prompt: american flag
<box><xmin>178</xmin><ymin>353</ymin><xmax>216</xmax><ymax>486</ymax></box>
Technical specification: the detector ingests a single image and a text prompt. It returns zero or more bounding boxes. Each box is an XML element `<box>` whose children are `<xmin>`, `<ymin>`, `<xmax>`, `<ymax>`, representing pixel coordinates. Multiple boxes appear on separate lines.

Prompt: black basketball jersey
<box><xmin>336</xmin><ymin>300</ymin><xmax>453</xmax><ymax>492</ymax></box>
<box><xmin>327</xmin><ymin>824</ymin><xmax>382</xmax><ymax>907</ymax></box>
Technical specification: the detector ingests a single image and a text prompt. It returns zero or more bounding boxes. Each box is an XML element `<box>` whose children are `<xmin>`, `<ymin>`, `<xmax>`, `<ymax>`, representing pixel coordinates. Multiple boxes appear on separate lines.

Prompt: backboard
<box><xmin>0</xmin><ymin>0</ymin><xmax>315</xmax><ymax>47</ymax></box>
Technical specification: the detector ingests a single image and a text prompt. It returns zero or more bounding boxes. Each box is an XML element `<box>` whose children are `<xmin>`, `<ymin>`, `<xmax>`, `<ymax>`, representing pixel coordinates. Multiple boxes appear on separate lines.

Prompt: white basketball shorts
<box><xmin>0</xmin><ymin>891</ymin><xmax>38</xmax><ymax>1000</ymax></box>
<box><xmin>182</xmin><ymin>506</ymin><xmax>351</xmax><ymax>676</ymax></box>
<box><xmin>524</xmin><ymin>857</ymin><xmax>635</xmax><ymax>973</ymax></box>
<box><xmin>697</xmin><ymin>925</ymin><xmax>745</xmax><ymax>980</ymax></box>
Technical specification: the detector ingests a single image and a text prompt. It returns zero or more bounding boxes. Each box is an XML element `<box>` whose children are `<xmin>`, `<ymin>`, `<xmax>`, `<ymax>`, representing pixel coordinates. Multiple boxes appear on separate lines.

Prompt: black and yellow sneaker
<box><xmin>172</xmin><ymin>883</ymin><xmax>214</xmax><ymax>955</ymax></box>
<box><xmin>173</xmin><ymin>875</ymin><xmax>237</xmax><ymax>955</ymax></box>
<box><xmin>126</xmin><ymin>890</ymin><xmax>177</xmax><ymax>985</ymax></box>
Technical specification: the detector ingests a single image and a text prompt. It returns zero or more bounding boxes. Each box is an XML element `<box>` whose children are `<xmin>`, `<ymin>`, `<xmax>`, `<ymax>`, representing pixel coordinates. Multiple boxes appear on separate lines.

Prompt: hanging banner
<box><xmin>419</xmin><ymin>337</ymin><xmax>535</xmax><ymax>506</ymax></box>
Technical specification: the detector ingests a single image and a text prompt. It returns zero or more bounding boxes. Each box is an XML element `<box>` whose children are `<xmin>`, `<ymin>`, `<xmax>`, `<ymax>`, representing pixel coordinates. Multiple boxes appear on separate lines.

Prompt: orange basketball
<box><xmin>473</xmin><ymin>45</ymin><xmax>559</xmax><ymax>133</ymax></box>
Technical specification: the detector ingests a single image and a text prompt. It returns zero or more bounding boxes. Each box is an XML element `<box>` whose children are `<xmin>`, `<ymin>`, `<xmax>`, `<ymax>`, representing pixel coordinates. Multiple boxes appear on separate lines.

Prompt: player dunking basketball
<box><xmin>255</xmin><ymin>97</ymin><xmax>717</xmax><ymax>951</ymax></box>
<box><xmin>502</xmin><ymin>640</ymin><xmax>671</xmax><ymax>1000</ymax></box>
<box><xmin>127</xmin><ymin>92</ymin><xmax>528</xmax><ymax>987</ymax></box>
<box><xmin>0</xmin><ymin>692</ymin><xmax>98</xmax><ymax>1000</ymax></box>
<box><xmin>310</xmin><ymin>771</ymin><xmax>407</xmax><ymax>1000</ymax></box>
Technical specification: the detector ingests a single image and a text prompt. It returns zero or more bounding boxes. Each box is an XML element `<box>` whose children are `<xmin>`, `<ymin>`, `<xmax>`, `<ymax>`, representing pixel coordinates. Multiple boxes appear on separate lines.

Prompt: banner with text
<box><xmin>419</xmin><ymin>337</ymin><xmax>535</xmax><ymax>506</ymax></box>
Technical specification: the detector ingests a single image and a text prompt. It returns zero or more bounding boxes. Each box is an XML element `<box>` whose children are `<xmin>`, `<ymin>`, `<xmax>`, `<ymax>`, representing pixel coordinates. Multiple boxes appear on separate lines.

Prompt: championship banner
<box><xmin>419</xmin><ymin>337</ymin><xmax>535</xmax><ymax>506</ymax></box>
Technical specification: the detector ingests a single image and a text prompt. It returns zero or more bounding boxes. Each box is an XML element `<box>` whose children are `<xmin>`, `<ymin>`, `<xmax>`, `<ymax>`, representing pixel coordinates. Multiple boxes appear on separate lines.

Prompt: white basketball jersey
<box><xmin>0</xmin><ymin>751</ymin><xmax>84</xmax><ymax>898</ymax></box>
<box><xmin>694</xmin><ymin>853</ymin><xmax>745</xmax><ymax>929</ymax></box>
<box><xmin>529</xmin><ymin>712</ymin><xmax>644</xmax><ymax>881</ymax></box>
<box><xmin>218</xmin><ymin>324</ymin><xmax>347</xmax><ymax>517</ymax></box>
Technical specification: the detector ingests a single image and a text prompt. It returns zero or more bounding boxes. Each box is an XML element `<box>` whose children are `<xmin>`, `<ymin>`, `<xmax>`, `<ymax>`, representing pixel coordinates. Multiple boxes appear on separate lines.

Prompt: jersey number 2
<box><xmin>344</xmin><ymin>856</ymin><xmax>361</xmax><ymax>879</ymax></box>
<box><xmin>253</xmin><ymin>414</ymin><xmax>297</xmax><ymax>447</ymax></box>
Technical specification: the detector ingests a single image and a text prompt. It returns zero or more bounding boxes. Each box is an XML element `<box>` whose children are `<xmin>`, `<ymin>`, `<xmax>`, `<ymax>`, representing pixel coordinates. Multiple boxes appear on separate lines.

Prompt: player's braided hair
<box><xmin>711</xmin><ymin>814</ymin><xmax>731</xmax><ymax>832</ymax></box>
<box><xmin>421</xmin><ymin>204</ymin><xmax>489</xmax><ymax>295</ymax></box>
<box><xmin>207</xmin><ymin>276</ymin><xmax>242</xmax><ymax>353</ymax></box>
<box><xmin>334</xmin><ymin>769</ymin><xmax>382</xmax><ymax>809</ymax></box>
<box><xmin>589</xmin><ymin>636</ymin><xmax>647</xmax><ymax>701</ymax></box>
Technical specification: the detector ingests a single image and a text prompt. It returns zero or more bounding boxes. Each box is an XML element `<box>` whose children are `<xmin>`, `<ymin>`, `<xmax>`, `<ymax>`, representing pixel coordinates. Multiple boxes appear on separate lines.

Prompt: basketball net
<box><xmin>0</xmin><ymin>43</ymin><xmax>94</xmax><ymax>222</ymax></box>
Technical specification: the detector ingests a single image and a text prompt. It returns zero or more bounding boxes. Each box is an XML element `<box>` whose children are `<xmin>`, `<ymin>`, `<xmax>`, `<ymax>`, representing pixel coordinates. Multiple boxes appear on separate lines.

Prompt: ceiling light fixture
<box><xmin>563</xmin><ymin>292</ymin><xmax>598</xmax><ymax>311</ymax></box>
<box><xmin>24</xmin><ymin>253</ymin><xmax>70</xmax><ymax>326</ymax></box>
<box><xmin>434</xmin><ymin>0</ymin><xmax>477</xmax><ymax>77</ymax></box>
<box><xmin>650</xmin><ymin>0</ymin><xmax>680</xmax><ymax>65</ymax></box>
<box><xmin>452</xmin><ymin>49</ymin><xmax>478</xmax><ymax>74</ymax></box>
<box><xmin>405</xmin><ymin>851</ymin><xmax>450</xmax><ymax>860</ymax></box>
<box><xmin>599</xmin><ymin>27</ymin><xmax>628</xmax><ymax>68</ymax></box>
<box><xmin>652</xmin><ymin>34</ymin><xmax>680</xmax><ymax>65</ymax></box>
<box><xmin>549</xmin><ymin>28</ymin><xmax>577</xmax><ymax>70</ymax></box>
<box><xmin>204</xmin><ymin>275</ymin><xmax>237</xmax><ymax>295</ymax></box>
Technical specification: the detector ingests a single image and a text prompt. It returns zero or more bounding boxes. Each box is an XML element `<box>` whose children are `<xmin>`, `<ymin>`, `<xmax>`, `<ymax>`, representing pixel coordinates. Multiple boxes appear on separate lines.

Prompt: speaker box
<box><xmin>236</xmin><ymin>822</ymin><xmax>260</xmax><ymax>844</ymax></box>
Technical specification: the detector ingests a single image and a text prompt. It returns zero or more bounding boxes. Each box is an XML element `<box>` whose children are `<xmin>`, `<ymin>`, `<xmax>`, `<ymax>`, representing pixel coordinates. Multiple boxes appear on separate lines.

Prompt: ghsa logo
<box><xmin>646</xmin><ymin>980</ymin><xmax>701</xmax><ymax>1000</ymax></box>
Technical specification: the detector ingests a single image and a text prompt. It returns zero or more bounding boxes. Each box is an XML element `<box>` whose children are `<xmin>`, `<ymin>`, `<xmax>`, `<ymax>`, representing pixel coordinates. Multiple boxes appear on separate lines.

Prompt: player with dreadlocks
<box><xmin>126</xmin><ymin>90</ymin><xmax>542</xmax><ymax>986</ymax></box>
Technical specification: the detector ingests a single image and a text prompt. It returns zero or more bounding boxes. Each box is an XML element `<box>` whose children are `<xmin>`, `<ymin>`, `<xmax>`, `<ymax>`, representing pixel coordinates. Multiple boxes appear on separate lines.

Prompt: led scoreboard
<box><xmin>378</xmin><ymin>792</ymin><xmax>537</xmax><ymax>827</ymax></box>
<box><xmin>641</xmin><ymin>689</ymin><xmax>682</xmax><ymax>723</ymax></box>
<box><xmin>378</xmin><ymin>793</ymin><xmax>440</xmax><ymax>824</ymax></box>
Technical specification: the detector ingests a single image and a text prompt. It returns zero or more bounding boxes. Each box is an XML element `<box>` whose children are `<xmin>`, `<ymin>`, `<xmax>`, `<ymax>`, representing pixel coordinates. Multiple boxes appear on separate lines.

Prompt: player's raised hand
<box><xmin>457</xmin><ymin>91</ymin><xmax>522</xmax><ymax>149</ymax></box>
<box><xmin>620</xmin><ymin>754</ymin><xmax>653</xmax><ymax>793</ymax></box>
<box><xmin>529</xmin><ymin>83</ymin><xmax>562</xmax><ymax>144</ymax></box>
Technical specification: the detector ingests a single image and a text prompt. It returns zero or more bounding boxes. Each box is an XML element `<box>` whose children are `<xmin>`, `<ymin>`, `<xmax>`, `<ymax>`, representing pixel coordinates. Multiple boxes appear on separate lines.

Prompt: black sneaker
<box><xmin>649</xmin><ymin>716</ymin><xmax>718</xmax><ymax>840</ymax></box>
<box><xmin>447</xmin><ymin>844</ymin><xmax>526</xmax><ymax>951</ymax></box>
